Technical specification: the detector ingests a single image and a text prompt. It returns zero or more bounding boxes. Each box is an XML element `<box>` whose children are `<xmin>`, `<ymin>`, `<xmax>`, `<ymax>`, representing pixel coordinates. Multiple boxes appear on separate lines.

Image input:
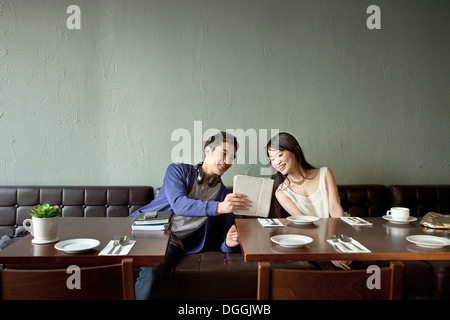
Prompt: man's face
<box><xmin>204</xmin><ymin>142</ymin><xmax>236</xmax><ymax>176</ymax></box>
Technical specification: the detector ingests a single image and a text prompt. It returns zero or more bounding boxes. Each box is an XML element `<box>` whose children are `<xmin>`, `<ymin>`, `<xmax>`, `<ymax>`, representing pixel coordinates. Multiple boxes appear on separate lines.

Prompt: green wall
<box><xmin>1</xmin><ymin>0</ymin><xmax>449</xmax><ymax>187</ymax></box>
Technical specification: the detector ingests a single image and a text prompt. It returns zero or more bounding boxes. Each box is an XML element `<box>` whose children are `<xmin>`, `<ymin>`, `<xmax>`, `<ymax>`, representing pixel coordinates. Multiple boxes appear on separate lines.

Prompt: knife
<box><xmin>338</xmin><ymin>238</ymin><xmax>353</xmax><ymax>251</ymax></box>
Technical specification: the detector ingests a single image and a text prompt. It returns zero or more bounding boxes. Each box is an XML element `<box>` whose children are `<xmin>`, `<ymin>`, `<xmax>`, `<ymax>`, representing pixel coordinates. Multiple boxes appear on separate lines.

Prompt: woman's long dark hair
<box><xmin>266</xmin><ymin>132</ymin><xmax>316</xmax><ymax>218</ymax></box>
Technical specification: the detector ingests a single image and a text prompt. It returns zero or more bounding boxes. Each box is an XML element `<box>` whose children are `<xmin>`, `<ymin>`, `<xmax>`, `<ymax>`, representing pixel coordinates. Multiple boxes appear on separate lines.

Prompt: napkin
<box><xmin>258</xmin><ymin>218</ymin><xmax>284</xmax><ymax>228</ymax></box>
<box><xmin>98</xmin><ymin>239</ymin><xmax>136</xmax><ymax>256</ymax></box>
<box><xmin>341</xmin><ymin>217</ymin><xmax>373</xmax><ymax>226</ymax></box>
<box><xmin>327</xmin><ymin>238</ymin><xmax>371</xmax><ymax>253</ymax></box>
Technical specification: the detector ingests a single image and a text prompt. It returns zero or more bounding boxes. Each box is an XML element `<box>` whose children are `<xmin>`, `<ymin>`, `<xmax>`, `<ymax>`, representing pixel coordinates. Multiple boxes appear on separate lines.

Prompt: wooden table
<box><xmin>235</xmin><ymin>217</ymin><xmax>450</xmax><ymax>262</ymax></box>
<box><xmin>236</xmin><ymin>217</ymin><xmax>450</xmax><ymax>300</ymax></box>
<box><xmin>0</xmin><ymin>217</ymin><xmax>171</xmax><ymax>268</ymax></box>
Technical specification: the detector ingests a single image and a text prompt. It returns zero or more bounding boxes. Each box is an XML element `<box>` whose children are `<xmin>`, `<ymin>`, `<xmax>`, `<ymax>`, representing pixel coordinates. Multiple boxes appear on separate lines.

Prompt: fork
<box><xmin>332</xmin><ymin>234</ymin><xmax>353</xmax><ymax>251</ymax></box>
<box><xmin>331</xmin><ymin>235</ymin><xmax>347</xmax><ymax>252</ymax></box>
<box><xmin>107</xmin><ymin>235</ymin><xmax>121</xmax><ymax>254</ymax></box>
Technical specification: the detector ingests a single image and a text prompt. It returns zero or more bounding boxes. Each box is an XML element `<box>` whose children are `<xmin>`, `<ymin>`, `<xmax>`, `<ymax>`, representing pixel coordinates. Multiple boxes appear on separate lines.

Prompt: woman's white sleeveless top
<box><xmin>279</xmin><ymin>167</ymin><xmax>330</xmax><ymax>218</ymax></box>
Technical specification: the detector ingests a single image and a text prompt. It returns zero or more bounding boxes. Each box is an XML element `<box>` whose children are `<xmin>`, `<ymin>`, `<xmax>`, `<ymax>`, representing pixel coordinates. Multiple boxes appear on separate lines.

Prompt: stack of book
<box><xmin>131</xmin><ymin>211</ymin><xmax>173</xmax><ymax>231</ymax></box>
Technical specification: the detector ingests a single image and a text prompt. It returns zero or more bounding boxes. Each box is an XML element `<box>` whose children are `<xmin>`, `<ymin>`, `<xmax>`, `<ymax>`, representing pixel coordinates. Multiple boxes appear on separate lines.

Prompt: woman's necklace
<box><xmin>288</xmin><ymin>174</ymin><xmax>306</xmax><ymax>186</ymax></box>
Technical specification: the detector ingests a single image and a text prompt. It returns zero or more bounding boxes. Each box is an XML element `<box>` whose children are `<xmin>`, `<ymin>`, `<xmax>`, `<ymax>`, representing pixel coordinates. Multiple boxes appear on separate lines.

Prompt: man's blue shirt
<box><xmin>129</xmin><ymin>163</ymin><xmax>238</xmax><ymax>254</ymax></box>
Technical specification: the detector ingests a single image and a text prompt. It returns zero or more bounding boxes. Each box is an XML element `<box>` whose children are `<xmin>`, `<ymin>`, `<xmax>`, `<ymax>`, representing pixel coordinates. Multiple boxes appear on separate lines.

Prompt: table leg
<box><xmin>257</xmin><ymin>262</ymin><xmax>270</xmax><ymax>300</ymax></box>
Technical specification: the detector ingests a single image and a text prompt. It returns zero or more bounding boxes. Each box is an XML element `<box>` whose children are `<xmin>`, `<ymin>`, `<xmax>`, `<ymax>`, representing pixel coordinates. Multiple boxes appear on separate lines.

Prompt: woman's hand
<box><xmin>225</xmin><ymin>225</ymin><xmax>239</xmax><ymax>247</ymax></box>
<box><xmin>217</xmin><ymin>193</ymin><xmax>251</xmax><ymax>214</ymax></box>
<box><xmin>331</xmin><ymin>260</ymin><xmax>352</xmax><ymax>270</ymax></box>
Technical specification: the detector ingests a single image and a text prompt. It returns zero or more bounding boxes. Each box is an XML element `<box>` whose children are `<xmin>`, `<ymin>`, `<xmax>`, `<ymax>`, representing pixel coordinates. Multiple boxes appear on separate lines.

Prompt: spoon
<box><xmin>115</xmin><ymin>236</ymin><xmax>131</xmax><ymax>254</ymax></box>
<box><xmin>340</xmin><ymin>234</ymin><xmax>365</xmax><ymax>251</ymax></box>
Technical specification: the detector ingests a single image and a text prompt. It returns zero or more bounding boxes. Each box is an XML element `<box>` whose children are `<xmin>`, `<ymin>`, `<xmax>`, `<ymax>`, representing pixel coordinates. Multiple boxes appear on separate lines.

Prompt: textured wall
<box><xmin>0</xmin><ymin>0</ymin><xmax>449</xmax><ymax>187</ymax></box>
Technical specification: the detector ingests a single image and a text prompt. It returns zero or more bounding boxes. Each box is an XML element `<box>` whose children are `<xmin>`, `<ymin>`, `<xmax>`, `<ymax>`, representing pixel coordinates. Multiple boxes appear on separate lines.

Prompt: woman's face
<box><xmin>268</xmin><ymin>148</ymin><xmax>298</xmax><ymax>175</ymax></box>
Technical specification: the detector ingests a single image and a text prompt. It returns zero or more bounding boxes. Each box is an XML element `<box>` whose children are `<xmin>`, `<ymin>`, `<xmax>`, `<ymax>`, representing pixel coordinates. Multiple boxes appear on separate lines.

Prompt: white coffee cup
<box><xmin>386</xmin><ymin>207</ymin><xmax>410</xmax><ymax>221</ymax></box>
<box><xmin>23</xmin><ymin>216</ymin><xmax>59</xmax><ymax>244</ymax></box>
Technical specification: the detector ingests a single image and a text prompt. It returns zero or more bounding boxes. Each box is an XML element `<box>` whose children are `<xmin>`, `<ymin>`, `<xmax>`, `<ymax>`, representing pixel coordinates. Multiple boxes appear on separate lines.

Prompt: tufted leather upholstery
<box><xmin>389</xmin><ymin>185</ymin><xmax>450</xmax><ymax>217</ymax></box>
<box><xmin>0</xmin><ymin>186</ymin><xmax>153</xmax><ymax>237</ymax></box>
<box><xmin>338</xmin><ymin>185</ymin><xmax>389</xmax><ymax>217</ymax></box>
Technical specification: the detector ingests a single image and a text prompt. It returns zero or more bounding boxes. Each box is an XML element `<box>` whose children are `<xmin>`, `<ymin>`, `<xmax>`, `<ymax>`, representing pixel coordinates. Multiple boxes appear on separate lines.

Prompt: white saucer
<box><xmin>271</xmin><ymin>234</ymin><xmax>313</xmax><ymax>248</ymax></box>
<box><xmin>406</xmin><ymin>235</ymin><xmax>450</xmax><ymax>249</ymax></box>
<box><xmin>32</xmin><ymin>237</ymin><xmax>59</xmax><ymax>244</ymax></box>
<box><xmin>54</xmin><ymin>238</ymin><xmax>100</xmax><ymax>253</ymax></box>
<box><xmin>287</xmin><ymin>216</ymin><xmax>319</xmax><ymax>225</ymax></box>
<box><xmin>382</xmin><ymin>215</ymin><xmax>417</xmax><ymax>225</ymax></box>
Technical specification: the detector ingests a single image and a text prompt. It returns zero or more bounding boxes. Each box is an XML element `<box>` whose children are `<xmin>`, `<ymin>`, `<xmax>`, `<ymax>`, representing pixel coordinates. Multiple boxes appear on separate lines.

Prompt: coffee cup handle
<box><xmin>23</xmin><ymin>219</ymin><xmax>34</xmax><ymax>235</ymax></box>
<box><xmin>386</xmin><ymin>210</ymin><xmax>392</xmax><ymax>216</ymax></box>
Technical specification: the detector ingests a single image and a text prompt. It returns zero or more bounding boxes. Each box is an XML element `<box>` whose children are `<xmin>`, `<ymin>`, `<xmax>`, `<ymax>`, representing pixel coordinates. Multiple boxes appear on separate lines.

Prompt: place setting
<box><xmin>271</xmin><ymin>234</ymin><xmax>313</xmax><ymax>248</ymax></box>
<box><xmin>340</xmin><ymin>216</ymin><xmax>373</xmax><ymax>226</ymax></box>
<box><xmin>327</xmin><ymin>234</ymin><xmax>371</xmax><ymax>253</ymax></box>
<box><xmin>99</xmin><ymin>235</ymin><xmax>136</xmax><ymax>256</ymax></box>
<box><xmin>54</xmin><ymin>235</ymin><xmax>136</xmax><ymax>255</ymax></box>
<box><xmin>258</xmin><ymin>218</ymin><xmax>284</xmax><ymax>228</ymax></box>
<box><xmin>54</xmin><ymin>238</ymin><xmax>101</xmax><ymax>254</ymax></box>
<box><xmin>286</xmin><ymin>215</ymin><xmax>319</xmax><ymax>226</ymax></box>
<box><xmin>406</xmin><ymin>235</ymin><xmax>450</xmax><ymax>249</ymax></box>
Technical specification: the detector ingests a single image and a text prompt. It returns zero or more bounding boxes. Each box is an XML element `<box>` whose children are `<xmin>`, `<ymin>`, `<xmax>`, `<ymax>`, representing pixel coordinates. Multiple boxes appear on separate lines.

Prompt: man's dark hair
<box><xmin>204</xmin><ymin>131</ymin><xmax>239</xmax><ymax>151</ymax></box>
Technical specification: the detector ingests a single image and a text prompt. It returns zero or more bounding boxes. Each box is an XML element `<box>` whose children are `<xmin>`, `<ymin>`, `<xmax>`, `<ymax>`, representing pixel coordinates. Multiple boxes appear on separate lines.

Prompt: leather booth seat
<box><xmin>389</xmin><ymin>185</ymin><xmax>450</xmax><ymax>217</ymax></box>
<box><xmin>338</xmin><ymin>184</ymin><xmax>389</xmax><ymax>217</ymax></box>
<box><xmin>0</xmin><ymin>186</ymin><xmax>153</xmax><ymax>237</ymax></box>
<box><xmin>156</xmin><ymin>252</ymin><xmax>258</xmax><ymax>300</ymax></box>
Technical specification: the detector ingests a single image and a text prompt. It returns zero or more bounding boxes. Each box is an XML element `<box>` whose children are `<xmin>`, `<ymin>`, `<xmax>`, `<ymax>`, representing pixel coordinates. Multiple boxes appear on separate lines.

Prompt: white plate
<box><xmin>406</xmin><ymin>235</ymin><xmax>450</xmax><ymax>249</ymax></box>
<box><xmin>32</xmin><ymin>237</ymin><xmax>59</xmax><ymax>244</ymax></box>
<box><xmin>287</xmin><ymin>216</ymin><xmax>319</xmax><ymax>225</ymax></box>
<box><xmin>382</xmin><ymin>215</ymin><xmax>417</xmax><ymax>225</ymax></box>
<box><xmin>271</xmin><ymin>234</ymin><xmax>313</xmax><ymax>248</ymax></box>
<box><xmin>54</xmin><ymin>238</ymin><xmax>100</xmax><ymax>253</ymax></box>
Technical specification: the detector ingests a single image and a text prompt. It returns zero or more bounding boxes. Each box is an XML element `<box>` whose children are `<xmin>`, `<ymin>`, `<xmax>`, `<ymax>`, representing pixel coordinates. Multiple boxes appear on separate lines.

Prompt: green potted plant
<box><xmin>23</xmin><ymin>204</ymin><xmax>61</xmax><ymax>244</ymax></box>
<box><xmin>28</xmin><ymin>204</ymin><xmax>62</xmax><ymax>218</ymax></box>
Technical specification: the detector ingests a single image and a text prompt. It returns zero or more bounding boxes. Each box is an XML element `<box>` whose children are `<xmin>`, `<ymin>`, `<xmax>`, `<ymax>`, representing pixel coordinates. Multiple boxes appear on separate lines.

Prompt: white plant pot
<box><xmin>23</xmin><ymin>216</ymin><xmax>60</xmax><ymax>244</ymax></box>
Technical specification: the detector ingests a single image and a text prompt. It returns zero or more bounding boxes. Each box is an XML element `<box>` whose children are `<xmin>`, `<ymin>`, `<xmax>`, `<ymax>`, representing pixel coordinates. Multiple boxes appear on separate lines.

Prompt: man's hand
<box><xmin>226</xmin><ymin>224</ymin><xmax>239</xmax><ymax>247</ymax></box>
<box><xmin>217</xmin><ymin>193</ymin><xmax>251</xmax><ymax>214</ymax></box>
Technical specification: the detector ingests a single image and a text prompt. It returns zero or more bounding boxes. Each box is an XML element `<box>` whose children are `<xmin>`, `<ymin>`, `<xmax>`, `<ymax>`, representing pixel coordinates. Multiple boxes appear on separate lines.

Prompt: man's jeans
<box><xmin>135</xmin><ymin>243</ymin><xmax>183</xmax><ymax>300</ymax></box>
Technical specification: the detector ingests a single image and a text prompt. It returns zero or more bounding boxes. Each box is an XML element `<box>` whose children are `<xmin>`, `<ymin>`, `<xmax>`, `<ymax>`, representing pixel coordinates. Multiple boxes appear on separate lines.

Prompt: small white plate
<box><xmin>382</xmin><ymin>215</ymin><xmax>417</xmax><ymax>225</ymax></box>
<box><xmin>271</xmin><ymin>234</ymin><xmax>313</xmax><ymax>248</ymax></box>
<box><xmin>406</xmin><ymin>235</ymin><xmax>450</xmax><ymax>249</ymax></box>
<box><xmin>32</xmin><ymin>237</ymin><xmax>59</xmax><ymax>244</ymax></box>
<box><xmin>287</xmin><ymin>216</ymin><xmax>319</xmax><ymax>225</ymax></box>
<box><xmin>54</xmin><ymin>238</ymin><xmax>100</xmax><ymax>253</ymax></box>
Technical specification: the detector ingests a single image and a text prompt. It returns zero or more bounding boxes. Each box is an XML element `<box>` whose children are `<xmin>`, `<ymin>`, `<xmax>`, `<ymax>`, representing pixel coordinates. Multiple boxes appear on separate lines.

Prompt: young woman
<box><xmin>267</xmin><ymin>132</ymin><xmax>350</xmax><ymax>270</ymax></box>
<box><xmin>267</xmin><ymin>132</ymin><xmax>344</xmax><ymax>218</ymax></box>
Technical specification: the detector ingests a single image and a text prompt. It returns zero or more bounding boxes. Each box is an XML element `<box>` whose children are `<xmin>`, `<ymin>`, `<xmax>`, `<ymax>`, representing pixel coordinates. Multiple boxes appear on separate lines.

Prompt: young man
<box><xmin>130</xmin><ymin>131</ymin><xmax>250</xmax><ymax>300</ymax></box>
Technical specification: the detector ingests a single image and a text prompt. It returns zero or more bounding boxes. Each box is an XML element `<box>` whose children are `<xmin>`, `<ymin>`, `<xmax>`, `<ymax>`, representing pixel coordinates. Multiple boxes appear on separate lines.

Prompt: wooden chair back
<box><xmin>258</xmin><ymin>261</ymin><xmax>403</xmax><ymax>300</ymax></box>
<box><xmin>1</xmin><ymin>258</ymin><xmax>135</xmax><ymax>300</ymax></box>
